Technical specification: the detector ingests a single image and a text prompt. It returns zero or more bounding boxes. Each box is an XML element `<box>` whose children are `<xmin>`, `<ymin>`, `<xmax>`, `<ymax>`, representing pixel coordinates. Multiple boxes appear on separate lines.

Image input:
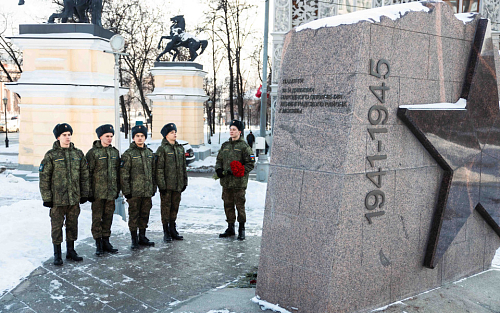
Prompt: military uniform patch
<box><xmin>250</xmin><ymin>155</ymin><xmax>255</xmax><ymax>162</ymax></box>
<box><xmin>39</xmin><ymin>164</ymin><xmax>44</xmax><ymax>172</ymax></box>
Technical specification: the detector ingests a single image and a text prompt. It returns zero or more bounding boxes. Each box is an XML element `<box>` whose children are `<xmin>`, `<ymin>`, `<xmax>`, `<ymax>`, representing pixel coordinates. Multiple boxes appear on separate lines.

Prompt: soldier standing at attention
<box><xmin>120</xmin><ymin>125</ymin><xmax>157</xmax><ymax>249</ymax></box>
<box><xmin>156</xmin><ymin>123</ymin><xmax>188</xmax><ymax>242</ymax></box>
<box><xmin>86</xmin><ymin>124</ymin><xmax>120</xmax><ymax>256</ymax></box>
<box><xmin>39</xmin><ymin>123</ymin><xmax>90</xmax><ymax>266</ymax></box>
<box><xmin>216</xmin><ymin>120</ymin><xmax>255</xmax><ymax>240</ymax></box>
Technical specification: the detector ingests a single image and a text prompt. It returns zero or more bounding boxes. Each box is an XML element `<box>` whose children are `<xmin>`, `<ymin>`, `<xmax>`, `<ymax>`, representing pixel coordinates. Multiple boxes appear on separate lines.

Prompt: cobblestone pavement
<box><xmin>0</xmin><ymin>233</ymin><xmax>261</xmax><ymax>313</ymax></box>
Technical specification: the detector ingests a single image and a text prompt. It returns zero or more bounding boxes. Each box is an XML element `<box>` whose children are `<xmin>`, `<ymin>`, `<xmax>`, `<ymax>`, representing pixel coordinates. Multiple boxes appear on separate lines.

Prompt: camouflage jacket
<box><xmin>86</xmin><ymin>140</ymin><xmax>120</xmax><ymax>200</ymax></box>
<box><xmin>39</xmin><ymin>141</ymin><xmax>90</xmax><ymax>206</ymax></box>
<box><xmin>216</xmin><ymin>137</ymin><xmax>255</xmax><ymax>189</ymax></box>
<box><xmin>156</xmin><ymin>138</ymin><xmax>187</xmax><ymax>192</ymax></box>
<box><xmin>120</xmin><ymin>142</ymin><xmax>156</xmax><ymax>198</ymax></box>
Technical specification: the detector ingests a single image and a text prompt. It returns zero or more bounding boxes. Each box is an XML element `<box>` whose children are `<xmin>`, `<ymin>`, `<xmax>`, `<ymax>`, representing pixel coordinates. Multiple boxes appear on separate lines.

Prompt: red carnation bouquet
<box><xmin>230</xmin><ymin>160</ymin><xmax>245</xmax><ymax>177</ymax></box>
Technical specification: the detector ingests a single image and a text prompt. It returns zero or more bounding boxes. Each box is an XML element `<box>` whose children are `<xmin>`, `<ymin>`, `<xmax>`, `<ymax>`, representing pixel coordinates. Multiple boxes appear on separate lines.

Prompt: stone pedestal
<box><xmin>148</xmin><ymin>62</ymin><xmax>208</xmax><ymax>144</ymax></box>
<box><xmin>6</xmin><ymin>24</ymin><xmax>126</xmax><ymax>171</ymax></box>
<box><xmin>256</xmin><ymin>3</ymin><xmax>500</xmax><ymax>313</ymax></box>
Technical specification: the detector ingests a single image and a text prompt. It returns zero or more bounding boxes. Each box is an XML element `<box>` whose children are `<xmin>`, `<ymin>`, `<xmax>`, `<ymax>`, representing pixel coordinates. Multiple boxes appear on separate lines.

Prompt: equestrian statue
<box><xmin>157</xmin><ymin>15</ymin><xmax>208</xmax><ymax>62</ymax></box>
<box><xmin>19</xmin><ymin>0</ymin><xmax>103</xmax><ymax>27</ymax></box>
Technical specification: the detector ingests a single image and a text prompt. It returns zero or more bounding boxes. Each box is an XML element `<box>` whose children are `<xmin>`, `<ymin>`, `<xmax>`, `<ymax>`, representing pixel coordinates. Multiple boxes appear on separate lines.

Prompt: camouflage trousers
<box><xmin>50</xmin><ymin>205</ymin><xmax>80</xmax><ymax>244</ymax></box>
<box><xmin>222</xmin><ymin>188</ymin><xmax>246</xmax><ymax>223</ymax></box>
<box><xmin>160</xmin><ymin>190</ymin><xmax>181</xmax><ymax>225</ymax></box>
<box><xmin>127</xmin><ymin>197</ymin><xmax>152</xmax><ymax>231</ymax></box>
<box><xmin>91</xmin><ymin>199</ymin><xmax>115</xmax><ymax>239</ymax></box>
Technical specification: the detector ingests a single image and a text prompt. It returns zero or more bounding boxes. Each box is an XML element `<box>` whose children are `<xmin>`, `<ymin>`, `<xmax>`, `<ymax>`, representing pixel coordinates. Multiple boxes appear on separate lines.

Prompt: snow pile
<box><xmin>492</xmin><ymin>249</ymin><xmax>500</xmax><ymax>269</ymax></box>
<box><xmin>252</xmin><ymin>296</ymin><xmax>293</xmax><ymax>313</ymax></box>
<box><xmin>296</xmin><ymin>1</ymin><xmax>431</xmax><ymax>31</ymax></box>
<box><xmin>296</xmin><ymin>1</ymin><xmax>477</xmax><ymax>32</ymax></box>
<box><xmin>400</xmin><ymin>98</ymin><xmax>467</xmax><ymax>110</ymax></box>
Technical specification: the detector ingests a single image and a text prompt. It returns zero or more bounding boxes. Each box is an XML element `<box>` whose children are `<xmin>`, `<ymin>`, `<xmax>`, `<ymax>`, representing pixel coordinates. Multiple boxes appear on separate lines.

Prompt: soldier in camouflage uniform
<box><xmin>120</xmin><ymin>125</ymin><xmax>157</xmax><ymax>249</ymax></box>
<box><xmin>39</xmin><ymin>123</ymin><xmax>90</xmax><ymax>265</ymax></box>
<box><xmin>216</xmin><ymin>120</ymin><xmax>255</xmax><ymax>240</ymax></box>
<box><xmin>156</xmin><ymin>123</ymin><xmax>188</xmax><ymax>242</ymax></box>
<box><xmin>86</xmin><ymin>124</ymin><xmax>120</xmax><ymax>256</ymax></box>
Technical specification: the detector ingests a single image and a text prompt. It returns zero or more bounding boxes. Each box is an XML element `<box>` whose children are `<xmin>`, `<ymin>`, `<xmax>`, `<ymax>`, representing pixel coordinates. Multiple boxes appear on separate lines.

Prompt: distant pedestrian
<box><xmin>156</xmin><ymin>123</ymin><xmax>188</xmax><ymax>242</ymax></box>
<box><xmin>246</xmin><ymin>130</ymin><xmax>255</xmax><ymax>148</ymax></box>
<box><xmin>39</xmin><ymin>123</ymin><xmax>89</xmax><ymax>266</ymax></box>
<box><xmin>120</xmin><ymin>125</ymin><xmax>157</xmax><ymax>250</ymax></box>
<box><xmin>216</xmin><ymin>120</ymin><xmax>255</xmax><ymax>240</ymax></box>
<box><xmin>86</xmin><ymin>124</ymin><xmax>120</xmax><ymax>256</ymax></box>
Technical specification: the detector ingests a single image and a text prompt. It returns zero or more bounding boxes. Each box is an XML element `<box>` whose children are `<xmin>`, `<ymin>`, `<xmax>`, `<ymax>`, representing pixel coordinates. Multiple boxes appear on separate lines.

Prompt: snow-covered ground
<box><xmin>0</xmin><ymin>171</ymin><xmax>267</xmax><ymax>296</ymax></box>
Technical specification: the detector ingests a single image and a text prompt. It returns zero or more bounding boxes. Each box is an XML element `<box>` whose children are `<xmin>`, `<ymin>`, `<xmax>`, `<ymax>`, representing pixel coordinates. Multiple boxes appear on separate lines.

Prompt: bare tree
<box><xmin>102</xmin><ymin>0</ymin><xmax>165</xmax><ymax>134</ymax></box>
<box><xmin>0</xmin><ymin>14</ymin><xmax>23</xmax><ymax>83</ymax></box>
<box><xmin>204</xmin><ymin>0</ymin><xmax>256</xmax><ymax>122</ymax></box>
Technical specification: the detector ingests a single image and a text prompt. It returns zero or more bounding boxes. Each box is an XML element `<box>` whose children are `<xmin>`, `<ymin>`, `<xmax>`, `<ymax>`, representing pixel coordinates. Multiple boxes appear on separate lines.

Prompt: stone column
<box><xmin>6</xmin><ymin>24</ymin><xmax>126</xmax><ymax>172</ymax></box>
<box><xmin>148</xmin><ymin>62</ymin><xmax>208</xmax><ymax>145</ymax></box>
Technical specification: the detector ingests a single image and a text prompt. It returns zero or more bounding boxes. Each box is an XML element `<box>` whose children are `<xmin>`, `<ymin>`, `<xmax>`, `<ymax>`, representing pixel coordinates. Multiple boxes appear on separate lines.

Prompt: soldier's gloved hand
<box><xmin>79</xmin><ymin>197</ymin><xmax>88</xmax><ymax>204</ymax></box>
<box><xmin>216</xmin><ymin>168</ymin><xmax>225</xmax><ymax>178</ymax></box>
<box><xmin>43</xmin><ymin>201</ymin><xmax>53</xmax><ymax>208</ymax></box>
<box><xmin>88</xmin><ymin>196</ymin><xmax>95</xmax><ymax>203</ymax></box>
<box><xmin>181</xmin><ymin>185</ymin><xmax>187</xmax><ymax>192</ymax></box>
<box><xmin>226</xmin><ymin>170</ymin><xmax>232</xmax><ymax>176</ymax></box>
<box><xmin>125</xmin><ymin>194</ymin><xmax>132</xmax><ymax>200</ymax></box>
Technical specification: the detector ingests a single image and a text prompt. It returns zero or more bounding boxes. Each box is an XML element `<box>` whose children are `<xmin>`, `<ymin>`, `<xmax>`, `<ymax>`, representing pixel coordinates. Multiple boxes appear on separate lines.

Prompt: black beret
<box><xmin>132</xmin><ymin>125</ymin><xmax>147</xmax><ymax>139</ymax></box>
<box><xmin>53</xmin><ymin>123</ymin><xmax>73</xmax><ymax>139</ymax></box>
<box><xmin>96</xmin><ymin>124</ymin><xmax>114</xmax><ymax>138</ymax></box>
<box><xmin>229</xmin><ymin>120</ymin><xmax>244</xmax><ymax>132</ymax></box>
<box><xmin>160</xmin><ymin>123</ymin><xmax>177</xmax><ymax>138</ymax></box>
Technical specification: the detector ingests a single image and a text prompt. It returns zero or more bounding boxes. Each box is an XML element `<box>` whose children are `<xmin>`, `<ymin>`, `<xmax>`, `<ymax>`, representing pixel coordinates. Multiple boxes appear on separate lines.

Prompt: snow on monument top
<box><xmin>296</xmin><ymin>1</ymin><xmax>477</xmax><ymax>32</ymax></box>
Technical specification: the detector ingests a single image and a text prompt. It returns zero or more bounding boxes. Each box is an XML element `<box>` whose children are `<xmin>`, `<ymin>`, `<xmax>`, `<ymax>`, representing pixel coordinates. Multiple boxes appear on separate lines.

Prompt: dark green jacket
<box><xmin>39</xmin><ymin>141</ymin><xmax>90</xmax><ymax>206</ymax></box>
<box><xmin>86</xmin><ymin>140</ymin><xmax>120</xmax><ymax>201</ymax></box>
<box><xmin>120</xmin><ymin>142</ymin><xmax>156</xmax><ymax>198</ymax></box>
<box><xmin>156</xmin><ymin>138</ymin><xmax>187</xmax><ymax>192</ymax></box>
<box><xmin>216</xmin><ymin>137</ymin><xmax>255</xmax><ymax>189</ymax></box>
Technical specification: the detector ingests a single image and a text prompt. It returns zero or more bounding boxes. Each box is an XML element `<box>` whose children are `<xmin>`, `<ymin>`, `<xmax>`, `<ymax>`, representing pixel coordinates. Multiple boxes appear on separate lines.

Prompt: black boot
<box><xmin>169</xmin><ymin>222</ymin><xmax>183</xmax><ymax>240</ymax></box>
<box><xmin>163</xmin><ymin>223</ymin><xmax>172</xmax><ymax>242</ymax></box>
<box><xmin>130</xmin><ymin>230</ymin><xmax>139</xmax><ymax>250</ymax></box>
<box><xmin>95</xmin><ymin>238</ymin><xmax>104</xmax><ymax>256</ymax></box>
<box><xmin>53</xmin><ymin>244</ymin><xmax>63</xmax><ymax>266</ymax></box>
<box><xmin>219</xmin><ymin>223</ymin><xmax>236</xmax><ymax>238</ymax></box>
<box><xmin>237</xmin><ymin>223</ymin><xmax>246</xmax><ymax>241</ymax></box>
<box><xmin>102</xmin><ymin>237</ymin><xmax>118</xmax><ymax>254</ymax></box>
<box><xmin>138</xmin><ymin>229</ymin><xmax>155</xmax><ymax>246</ymax></box>
<box><xmin>66</xmin><ymin>241</ymin><xmax>83</xmax><ymax>261</ymax></box>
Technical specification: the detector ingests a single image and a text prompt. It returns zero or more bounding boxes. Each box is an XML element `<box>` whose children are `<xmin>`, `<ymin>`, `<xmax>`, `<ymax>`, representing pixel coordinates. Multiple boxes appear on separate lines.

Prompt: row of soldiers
<box><xmin>39</xmin><ymin>120</ymin><xmax>255</xmax><ymax>266</ymax></box>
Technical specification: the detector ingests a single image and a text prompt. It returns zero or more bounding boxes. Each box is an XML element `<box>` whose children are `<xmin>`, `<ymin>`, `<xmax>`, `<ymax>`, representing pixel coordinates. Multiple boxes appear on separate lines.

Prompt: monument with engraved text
<box><xmin>256</xmin><ymin>2</ymin><xmax>500</xmax><ymax>312</ymax></box>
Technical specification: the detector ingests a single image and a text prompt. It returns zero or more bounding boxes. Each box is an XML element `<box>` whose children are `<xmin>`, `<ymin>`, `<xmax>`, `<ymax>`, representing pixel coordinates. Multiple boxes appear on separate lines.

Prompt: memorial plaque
<box><xmin>256</xmin><ymin>2</ymin><xmax>500</xmax><ymax>312</ymax></box>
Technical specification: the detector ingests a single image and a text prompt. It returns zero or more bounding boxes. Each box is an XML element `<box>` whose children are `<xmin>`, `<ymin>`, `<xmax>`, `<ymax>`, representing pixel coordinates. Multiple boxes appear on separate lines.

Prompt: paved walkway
<box><xmin>0</xmin><ymin>233</ymin><xmax>263</xmax><ymax>313</ymax></box>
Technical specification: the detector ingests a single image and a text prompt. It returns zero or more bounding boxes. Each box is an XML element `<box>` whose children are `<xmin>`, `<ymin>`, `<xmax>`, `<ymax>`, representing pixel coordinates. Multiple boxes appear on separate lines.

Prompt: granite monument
<box><xmin>256</xmin><ymin>1</ymin><xmax>500</xmax><ymax>312</ymax></box>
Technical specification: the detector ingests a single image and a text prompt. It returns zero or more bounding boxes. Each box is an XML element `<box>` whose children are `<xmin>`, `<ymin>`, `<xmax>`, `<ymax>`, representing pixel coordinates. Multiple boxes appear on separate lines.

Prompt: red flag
<box><xmin>255</xmin><ymin>84</ymin><xmax>262</xmax><ymax>98</ymax></box>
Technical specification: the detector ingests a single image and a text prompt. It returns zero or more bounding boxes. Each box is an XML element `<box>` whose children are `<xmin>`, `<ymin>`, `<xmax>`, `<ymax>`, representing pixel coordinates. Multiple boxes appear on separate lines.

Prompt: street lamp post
<box><xmin>105</xmin><ymin>34</ymin><xmax>127</xmax><ymax>221</ymax></box>
<box><xmin>255</xmin><ymin>0</ymin><xmax>270</xmax><ymax>182</ymax></box>
<box><xmin>207</xmin><ymin>100</ymin><xmax>212</xmax><ymax>144</ymax></box>
<box><xmin>3</xmin><ymin>97</ymin><xmax>9</xmax><ymax>148</ymax></box>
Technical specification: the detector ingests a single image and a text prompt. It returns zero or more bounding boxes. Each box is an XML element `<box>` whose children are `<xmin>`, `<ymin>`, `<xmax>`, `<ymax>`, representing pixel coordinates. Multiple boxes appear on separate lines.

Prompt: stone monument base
<box><xmin>148</xmin><ymin>62</ymin><xmax>208</xmax><ymax>144</ymax></box>
<box><xmin>6</xmin><ymin>24</ymin><xmax>126</xmax><ymax>171</ymax></box>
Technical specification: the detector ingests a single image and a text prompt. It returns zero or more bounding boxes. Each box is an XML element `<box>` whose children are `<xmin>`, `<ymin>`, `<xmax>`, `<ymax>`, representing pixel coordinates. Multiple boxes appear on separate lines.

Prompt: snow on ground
<box><xmin>0</xmin><ymin>171</ymin><xmax>267</xmax><ymax>296</ymax></box>
<box><xmin>189</xmin><ymin>155</ymin><xmax>217</xmax><ymax>168</ymax></box>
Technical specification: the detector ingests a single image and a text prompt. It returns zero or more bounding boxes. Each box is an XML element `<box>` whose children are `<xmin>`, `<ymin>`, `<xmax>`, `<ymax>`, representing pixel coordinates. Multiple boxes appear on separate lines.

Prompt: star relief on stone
<box><xmin>398</xmin><ymin>18</ymin><xmax>500</xmax><ymax>268</ymax></box>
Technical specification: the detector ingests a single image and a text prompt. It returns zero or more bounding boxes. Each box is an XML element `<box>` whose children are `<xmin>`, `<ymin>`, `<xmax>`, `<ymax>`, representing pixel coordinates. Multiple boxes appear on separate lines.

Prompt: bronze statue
<box><xmin>157</xmin><ymin>15</ymin><xmax>208</xmax><ymax>62</ymax></box>
<box><xmin>39</xmin><ymin>0</ymin><xmax>102</xmax><ymax>26</ymax></box>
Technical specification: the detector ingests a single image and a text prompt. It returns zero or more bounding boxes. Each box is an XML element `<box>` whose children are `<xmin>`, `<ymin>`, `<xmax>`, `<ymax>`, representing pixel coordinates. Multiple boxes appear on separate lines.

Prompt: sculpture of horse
<box><xmin>156</xmin><ymin>15</ymin><xmax>208</xmax><ymax>62</ymax></box>
<box><xmin>44</xmin><ymin>0</ymin><xmax>102</xmax><ymax>26</ymax></box>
